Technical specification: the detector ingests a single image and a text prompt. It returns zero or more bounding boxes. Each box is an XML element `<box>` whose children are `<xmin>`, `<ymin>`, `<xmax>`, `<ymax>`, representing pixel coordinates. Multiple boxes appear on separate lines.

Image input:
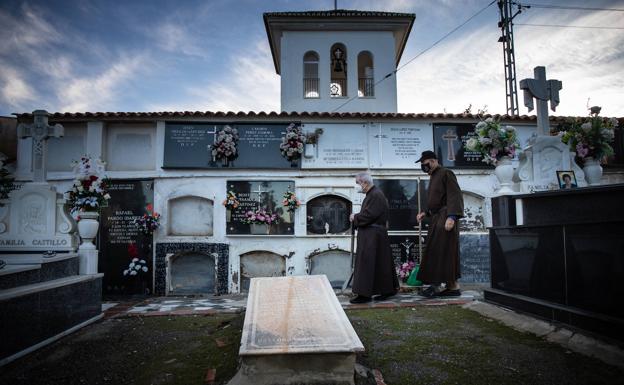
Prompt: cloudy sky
<box><xmin>1</xmin><ymin>0</ymin><xmax>623</xmax><ymax>117</ymax></box>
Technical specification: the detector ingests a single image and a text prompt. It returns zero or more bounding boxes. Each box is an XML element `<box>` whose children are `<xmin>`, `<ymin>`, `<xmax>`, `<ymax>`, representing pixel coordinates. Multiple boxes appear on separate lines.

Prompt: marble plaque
<box><xmin>240</xmin><ymin>275</ymin><xmax>364</xmax><ymax>355</ymax></box>
<box><xmin>433</xmin><ymin>123</ymin><xmax>491</xmax><ymax>168</ymax></box>
<box><xmin>301</xmin><ymin>124</ymin><xmax>368</xmax><ymax>169</ymax></box>
<box><xmin>369</xmin><ymin>123</ymin><xmax>432</xmax><ymax>169</ymax></box>
<box><xmin>375</xmin><ymin>179</ymin><xmax>419</xmax><ymax>231</ymax></box>
<box><xmin>226</xmin><ymin>180</ymin><xmax>294</xmax><ymax>235</ymax></box>
<box><xmin>163</xmin><ymin>123</ymin><xmax>299</xmax><ymax>169</ymax></box>
<box><xmin>99</xmin><ymin>180</ymin><xmax>154</xmax><ymax>294</ymax></box>
<box><xmin>389</xmin><ymin>235</ymin><xmax>425</xmax><ymax>267</ymax></box>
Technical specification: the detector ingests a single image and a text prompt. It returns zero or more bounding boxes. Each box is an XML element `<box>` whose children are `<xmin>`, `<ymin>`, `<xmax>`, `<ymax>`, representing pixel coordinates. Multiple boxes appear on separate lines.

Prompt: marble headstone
<box><xmin>230</xmin><ymin>275</ymin><xmax>364</xmax><ymax>385</ymax></box>
<box><xmin>0</xmin><ymin>184</ymin><xmax>77</xmax><ymax>255</ymax></box>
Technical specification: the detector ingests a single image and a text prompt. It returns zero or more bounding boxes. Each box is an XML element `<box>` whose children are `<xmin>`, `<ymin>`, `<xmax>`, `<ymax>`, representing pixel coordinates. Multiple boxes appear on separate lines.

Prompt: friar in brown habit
<box><xmin>348</xmin><ymin>172</ymin><xmax>399</xmax><ymax>304</ymax></box>
<box><xmin>415</xmin><ymin>150</ymin><xmax>464</xmax><ymax>298</ymax></box>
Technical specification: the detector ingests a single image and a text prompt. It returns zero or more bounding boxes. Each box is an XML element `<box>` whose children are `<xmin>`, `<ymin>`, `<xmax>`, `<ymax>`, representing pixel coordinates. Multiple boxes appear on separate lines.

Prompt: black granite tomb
<box><xmin>486</xmin><ymin>184</ymin><xmax>624</xmax><ymax>341</ymax></box>
<box><xmin>99</xmin><ymin>179</ymin><xmax>154</xmax><ymax>295</ymax></box>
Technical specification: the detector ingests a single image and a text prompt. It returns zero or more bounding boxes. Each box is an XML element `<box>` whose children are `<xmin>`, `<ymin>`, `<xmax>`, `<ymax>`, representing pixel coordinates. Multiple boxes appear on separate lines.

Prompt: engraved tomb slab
<box><xmin>240</xmin><ymin>275</ymin><xmax>364</xmax><ymax>355</ymax></box>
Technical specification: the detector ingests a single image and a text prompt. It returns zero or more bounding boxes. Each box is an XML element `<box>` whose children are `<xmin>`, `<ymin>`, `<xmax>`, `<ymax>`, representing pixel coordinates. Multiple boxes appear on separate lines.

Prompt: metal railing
<box><xmin>303</xmin><ymin>78</ymin><xmax>319</xmax><ymax>98</ymax></box>
<box><xmin>358</xmin><ymin>78</ymin><xmax>374</xmax><ymax>97</ymax></box>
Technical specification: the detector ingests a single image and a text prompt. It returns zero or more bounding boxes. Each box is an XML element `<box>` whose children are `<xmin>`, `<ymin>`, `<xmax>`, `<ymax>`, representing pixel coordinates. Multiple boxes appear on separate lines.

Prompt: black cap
<box><xmin>415</xmin><ymin>150</ymin><xmax>437</xmax><ymax>163</ymax></box>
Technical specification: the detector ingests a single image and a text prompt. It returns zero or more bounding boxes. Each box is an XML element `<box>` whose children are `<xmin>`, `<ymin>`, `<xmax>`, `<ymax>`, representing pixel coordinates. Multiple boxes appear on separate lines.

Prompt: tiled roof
<box><xmin>13</xmin><ymin>111</ymin><xmax>609</xmax><ymax>123</ymax></box>
<box><xmin>263</xmin><ymin>9</ymin><xmax>415</xmax><ymax>18</ymax></box>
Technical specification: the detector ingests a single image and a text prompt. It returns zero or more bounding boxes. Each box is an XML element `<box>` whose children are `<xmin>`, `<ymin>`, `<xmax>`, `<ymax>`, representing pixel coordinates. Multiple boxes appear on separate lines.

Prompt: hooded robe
<box><xmin>417</xmin><ymin>166</ymin><xmax>464</xmax><ymax>284</ymax></box>
<box><xmin>352</xmin><ymin>185</ymin><xmax>399</xmax><ymax>297</ymax></box>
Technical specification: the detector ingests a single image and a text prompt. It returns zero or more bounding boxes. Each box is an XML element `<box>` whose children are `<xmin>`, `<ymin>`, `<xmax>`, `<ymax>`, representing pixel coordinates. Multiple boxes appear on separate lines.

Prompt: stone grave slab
<box><xmin>230</xmin><ymin>275</ymin><xmax>364</xmax><ymax>385</ymax></box>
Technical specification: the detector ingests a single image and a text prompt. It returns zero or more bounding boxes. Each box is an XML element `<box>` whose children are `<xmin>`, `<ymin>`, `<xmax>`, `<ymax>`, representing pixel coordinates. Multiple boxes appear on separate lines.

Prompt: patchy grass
<box><xmin>2</xmin><ymin>307</ymin><xmax>623</xmax><ymax>385</ymax></box>
<box><xmin>348</xmin><ymin>306</ymin><xmax>624</xmax><ymax>385</ymax></box>
<box><xmin>0</xmin><ymin>314</ymin><xmax>243</xmax><ymax>385</ymax></box>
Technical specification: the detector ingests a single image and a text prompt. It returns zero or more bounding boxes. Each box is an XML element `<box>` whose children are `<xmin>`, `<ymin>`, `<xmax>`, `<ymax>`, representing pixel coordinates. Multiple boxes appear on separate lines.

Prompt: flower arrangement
<box><xmin>280</xmin><ymin>123</ymin><xmax>306</xmax><ymax>161</ymax></box>
<box><xmin>222</xmin><ymin>190</ymin><xmax>240</xmax><ymax>209</ymax></box>
<box><xmin>397</xmin><ymin>261</ymin><xmax>416</xmax><ymax>281</ymax></box>
<box><xmin>282</xmin><ymin>190</ymin><xmax>300</xmax><ymax>212</ymax></box>
<box><xmin>305</xmin><ymin>128</ymin><xmax>324</xmax><ymax>144</ymax></box>
<box><xmin>123</xmin><ymin>243</ymin><xmax>148</xmax><ymax>276</ymax></box>
<box><xmin>558</xmin><ymin>107</ymin><xmax>619</xmax><ymax>163</ymax></box>
<box><xmin>242</xmin><ymin>207</ymin><xmax>279</xmax><ymax>225</ymax></box>
<box><xmin>133</xmin><ymin>203</ymin><xmax>161</xmax><ymax>235</ymax></box>
<box><xmin>0</xmin><ymin>155</ymin><xmax>15</xmax><ymax>207</ymax></box>
<box><xmin>464</xmin><ymin>117</ymin><xmax>519</xmax><ymax>165</ymax></box>
<box><xmin>123</xmin><ymin>257</ymin><xmax>149</xmax><ymax>276</ymax></box>
<box><xmin>211</xmin><ymin>125</ymin><xmax>239</xmax><ymax>161</ymax></box>
<box><xmin>66</xmin><ymin>155</ymin><xmax>110</xmax><ymax>213</ymax></box>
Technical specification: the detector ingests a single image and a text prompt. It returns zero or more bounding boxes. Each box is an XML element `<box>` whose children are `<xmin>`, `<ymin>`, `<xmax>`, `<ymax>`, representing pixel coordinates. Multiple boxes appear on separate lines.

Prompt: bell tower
<box><xmin>264</xmin><ymin>10</ymin><xmax>415</xmax><ymax>113</ymax></box>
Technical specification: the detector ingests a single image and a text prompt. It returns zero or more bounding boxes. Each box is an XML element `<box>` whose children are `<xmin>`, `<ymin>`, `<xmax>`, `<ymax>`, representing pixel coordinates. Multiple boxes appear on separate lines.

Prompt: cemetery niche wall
<box><xmin>226</xmin><ymin>180</ymin><xmax>295</xmax><ymax>235</ymax></box>
<box><xmin>163</xmin><ymin>123</ymin><xmax>301</xmax><ymax>169</ymax></box>
<box><xmin>306</xmin><ymin>194</ymin><xmax>351</xmax><ymax>235</ymax></box>
<box><xmin>99</xmin><ymin>179</ymin><xmax>154</xmax><ymax>295</ymax></box>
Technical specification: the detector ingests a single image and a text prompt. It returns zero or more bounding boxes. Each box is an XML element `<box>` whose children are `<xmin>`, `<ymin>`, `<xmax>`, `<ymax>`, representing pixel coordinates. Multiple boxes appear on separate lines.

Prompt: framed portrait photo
<box><xmin>557</xmin><ymin>170</ymin><xmax>577</xmax><ymax>189</ymax></box>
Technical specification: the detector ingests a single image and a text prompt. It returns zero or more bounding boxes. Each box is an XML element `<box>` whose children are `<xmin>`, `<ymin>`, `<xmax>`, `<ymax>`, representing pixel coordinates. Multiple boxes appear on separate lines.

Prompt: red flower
<box><xmin>146</xmin><ymin>203</ymin><xmax>153</xmax><ymax>213</ymax></box>
<box><xmin>127</xmin><ymin>243</ymin><xmax>139</xmax><ymax>258</ymax></box>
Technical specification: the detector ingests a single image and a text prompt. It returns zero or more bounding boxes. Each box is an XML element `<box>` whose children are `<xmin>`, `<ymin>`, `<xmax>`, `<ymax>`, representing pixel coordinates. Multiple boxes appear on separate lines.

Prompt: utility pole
<box><xmin>498</xmin><ymin>0</ymin><xmax>529</xmax><ymax>116</ymax></box>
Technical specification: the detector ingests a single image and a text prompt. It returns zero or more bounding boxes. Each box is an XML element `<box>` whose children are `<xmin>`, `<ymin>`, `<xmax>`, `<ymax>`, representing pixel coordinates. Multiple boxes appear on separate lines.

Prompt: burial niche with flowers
<box><xmin>225</xmin><ymin>180</ymin><xmax>295</xmax><ymax>235</ymax></box>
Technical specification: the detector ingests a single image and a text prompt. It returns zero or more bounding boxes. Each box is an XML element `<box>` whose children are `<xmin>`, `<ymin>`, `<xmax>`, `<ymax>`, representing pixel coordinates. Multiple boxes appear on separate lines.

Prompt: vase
<box><xmin>226</xmin><ymin>209</ymin><xmax>232</xmax><ymax>222</ymax></box>
<box><xmin>221</xmin><ymin>158</ymin><xmax>229</xmax><ymax>167</ymax></box>
<box><xmin>494</xmin><ymin>156</ymin><xmax>515</xmax><ymax>194</ymax></box>
<box><xmin>250</xmin><ymin>223</ymin><xmax>269</xmax><ymax>235</ymax></box>
<box><xmin>304</xmin><ymin>143</ymin><xmax>315</xmax><ymax>158</ymax></box>
<box><xmin>77</xmin><ymin>211</ymin><xmax>100</xmax><ymax>250</ymax></box>
<box><xmin>290</xmin><ymin>159</ymin><xmax>298</xmax><ymax>168</ymax></box>
<box><xmin>583</xmin><ymin>157</ymin><xmax>603</xmax><ymax>186</ymax></box>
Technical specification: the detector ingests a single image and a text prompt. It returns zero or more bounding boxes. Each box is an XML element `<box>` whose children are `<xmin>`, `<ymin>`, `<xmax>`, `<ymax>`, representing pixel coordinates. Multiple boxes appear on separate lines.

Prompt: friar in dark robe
<box><xmin>348</xmin><ymin>172</ymin><xmax>399</xmax><ymax>304</ymax></box>
<box><xmin>414</xmin><ymin>150</ymin><xmax>464</xmax><ymax>297</ymax></box>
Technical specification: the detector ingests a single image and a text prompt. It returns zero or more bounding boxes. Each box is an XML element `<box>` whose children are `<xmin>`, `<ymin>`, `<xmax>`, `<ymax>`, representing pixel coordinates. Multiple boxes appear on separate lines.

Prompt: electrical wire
<box><xmin>523</xmin><ymin>3</ymin><xmax>624</xmax><ymax>12</ymax></box>
<box><xmin>331</xmin><ymin>0</ymin><xmax>497</xmax><ymax>113</ymax></box>
<box><xmin>516</xmin><ymin>23</ymin><xmax>624</xmax><ymax>30</ymax></box>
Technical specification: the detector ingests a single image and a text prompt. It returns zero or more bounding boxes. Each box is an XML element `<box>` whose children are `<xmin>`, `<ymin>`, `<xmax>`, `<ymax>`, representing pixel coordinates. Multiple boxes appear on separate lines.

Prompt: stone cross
<box><xmin>442</xmin><ymin>129</ymin><xmax>458</xmax><ymax>161</ymax></box>
<box><xmin>519</xmin><ymin>66</ymin><xmax>563</xmax><ymax>136</ymax></box>
<box><xmin>17</xmin><ymin>110</ymin><xmax>63</xmax><ymax>183</ymax></box>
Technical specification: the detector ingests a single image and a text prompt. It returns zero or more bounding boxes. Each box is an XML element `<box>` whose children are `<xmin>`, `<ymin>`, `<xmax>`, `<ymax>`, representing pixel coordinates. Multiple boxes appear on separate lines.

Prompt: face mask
<box><xmin>421</xmin><ymin>163</ymin><xmax>431</xmax><ymax>174</ymax></box>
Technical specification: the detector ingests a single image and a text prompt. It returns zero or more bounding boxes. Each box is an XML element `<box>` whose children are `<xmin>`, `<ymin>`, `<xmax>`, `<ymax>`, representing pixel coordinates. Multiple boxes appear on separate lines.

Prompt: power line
<box><xmin>524</xmin><ymin>3</ymin><xmax>624</xmax><ymax>12</ymax></box>
<box><xmin>516</xmin><ymin>23</ymin><xmax>624</xmax><ymax>30</ymax></box>
<box><xmin>332</xmin><ymin>0</ymin><xmax>497</xmax><ymax>113</ymax></box>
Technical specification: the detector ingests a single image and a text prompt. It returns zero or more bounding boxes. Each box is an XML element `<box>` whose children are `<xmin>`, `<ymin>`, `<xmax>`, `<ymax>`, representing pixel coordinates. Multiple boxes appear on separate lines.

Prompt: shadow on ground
<box><xmin>1</xmin><ymin>306</ymin><xmax>623</xmax><ymax>385</ymax></box>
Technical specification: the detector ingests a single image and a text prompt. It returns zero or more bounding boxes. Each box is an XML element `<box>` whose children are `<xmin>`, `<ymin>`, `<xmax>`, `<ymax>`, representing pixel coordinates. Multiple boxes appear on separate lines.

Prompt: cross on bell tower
<box><xmin>17</xmin><ymin>110</ymin><xmax>64</xmax><ymax>183</ymax></box>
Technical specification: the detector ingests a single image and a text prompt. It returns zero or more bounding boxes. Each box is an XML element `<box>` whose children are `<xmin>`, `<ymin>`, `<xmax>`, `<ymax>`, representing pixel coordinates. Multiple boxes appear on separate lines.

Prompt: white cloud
<box><xmin>0</xmin><ymin>3</ymin><xmax>62</xmax><ymax>50</ymax></box>
<box><xmin>397</xmin><ymin>4</ymin><xmax>624</xmax><ymax>116</ymax></box>
<box><xmin>153</xmin><ymin>22</ymin><xmax>208</xmax><ymax>58</ymax></box>
<box><xmin>0</xmin><ymin>64</ymin><xmax>37</xmax><ymax>110</ymax></box>
<box><xmin>58</xmin><ymin>55</ymin><xmax>147</xmax><ymax>112</ymax></box>
<box><xmin>147</xmin><ymin>40</ymin><xmax>280</xmax><ymax>112</ymax></box>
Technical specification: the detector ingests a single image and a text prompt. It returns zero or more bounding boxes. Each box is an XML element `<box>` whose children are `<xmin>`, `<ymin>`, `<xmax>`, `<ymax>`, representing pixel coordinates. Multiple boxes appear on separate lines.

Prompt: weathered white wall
<box><xmin>280</xmin><ymin>31</ymin><xmax>397</xmax><ymax>113</ymax></box>
<box><xmin>22</xmin><ymin>118</ymin><xmax>624</xmax><ymax>294</ymax></box>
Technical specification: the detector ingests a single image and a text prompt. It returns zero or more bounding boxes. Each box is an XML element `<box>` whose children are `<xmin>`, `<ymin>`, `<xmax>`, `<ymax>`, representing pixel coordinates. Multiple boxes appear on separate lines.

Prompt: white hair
<box><xmin>355</xmin><ymin>171</ymin><xmax>373</xmax><ymax>185</ymax></box>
